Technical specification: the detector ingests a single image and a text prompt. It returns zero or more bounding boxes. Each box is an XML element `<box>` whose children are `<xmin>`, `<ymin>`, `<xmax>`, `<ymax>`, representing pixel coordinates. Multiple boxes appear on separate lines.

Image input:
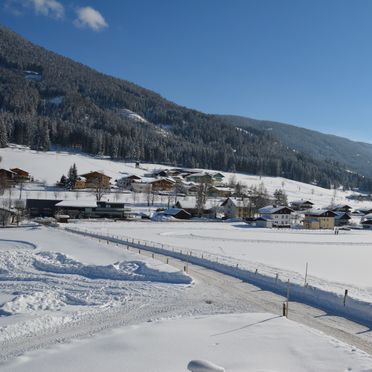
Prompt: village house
<box><xmin>258</xmin><ymin>205</ymin><xmax>295</xmax><ymax>227</ymax></box>
<box><xmin>150</xmin><ymin>178</ymin><xmax>175</xmax><ymax>192</ymax></box>
<box><xmin>73</xmin><ymin>176</ymin><xmax>86</xmax><ymax>189</ymax></box>
<box><xmin>80</xmin><ymin>171</ymin><xmax>111</xmax><ymax>188</ymax></box>
<box><xmin>303</xmin><ymin>210</ymin><xmax>336</xmax><ymax>230</ymax></box>
<box><xmin>185</xmin><ymin>172</ymin><xmax>225</xmax><ymax>185</ymax></box>
<box><xmin>331</xmin><ymin>204</ymin><xmax>352</xmax><ymax>213</ymax></box>
<box><xmin>116</xmin><ymin>175</ymin><xmax>142</xmax><ymax>189</ymax></box>
<box><xmin>174</xmin><ymin>199</ymin><xmax>219</xmax><ymax>218</ymax></box>
<box><xmin>161</xmin><ymin>208</ymin><xmax>191</xmax><ymax>220</ymax></box>
<box><xmin>10</xmin><ymin>168</ymin><xmax>31</xmax><ymax>182</ymax></box>
<box><xmin>289</xmin><ymin>200</ymin><xmax>314</xmax><ymax>211</ymax></box>
<box><xmin>221</xmin><ymin>197</ymin><xmax>251</xmax><ymax>219</ymax></box>
<box><xmin>208</xmin><ymin>186</ymin><xmax>233</xmax><ymax>198</ymax></box>
<box><xmin>211</xmin><ymin>172</ymin><xmax>225</xmax><ymax>185</ymax></box>
<box><xmin>334</xmin><ymin>211</ymin><xmax>352</xmax><ymax>226</ymax></box>
<box><xmin>185</xmin><ymin>172</ymin><xmax>213</xmax><ymax>184</ymax></box>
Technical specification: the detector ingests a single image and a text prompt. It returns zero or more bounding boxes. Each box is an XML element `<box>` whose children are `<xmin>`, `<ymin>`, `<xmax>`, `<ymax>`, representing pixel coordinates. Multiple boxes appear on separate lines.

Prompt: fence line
<box><xmin>63</xmin><ymin>226</ymin><xmax>372</xmax><ymax>326</ymax></box>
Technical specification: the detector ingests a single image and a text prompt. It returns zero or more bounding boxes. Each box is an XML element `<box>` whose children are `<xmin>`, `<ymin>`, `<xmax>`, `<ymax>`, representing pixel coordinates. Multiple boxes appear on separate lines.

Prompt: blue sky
<box><xmin>1</xmin><ymin>0</ymin><xmax>372</xmax><ymax>142</ymax></box>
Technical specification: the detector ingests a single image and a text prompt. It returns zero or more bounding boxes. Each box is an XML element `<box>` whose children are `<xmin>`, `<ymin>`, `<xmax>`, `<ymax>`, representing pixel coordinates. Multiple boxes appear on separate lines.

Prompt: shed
<box><xmin>163</xmin><ymin>208</ymin><xmax>191</xmax><ymax>220</ymax></box>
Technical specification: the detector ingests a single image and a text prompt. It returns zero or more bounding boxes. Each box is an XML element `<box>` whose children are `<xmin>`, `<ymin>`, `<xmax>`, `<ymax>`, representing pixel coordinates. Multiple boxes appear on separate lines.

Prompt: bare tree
<box><xmin>228</xmin><ymin>175</ymin><xmax>237</xmax><ymax>188</ymax></box>
<box><xmin>195</xmin><ymin>180</ymin><xmax>210</xmax><ymax>217</ymax></box>
<box><xmin>17</xmin><ymin>179</ymin><xmax>25</xmax><ymax>200</ymax></box>
<box><xmin>145</xmin><ymin>184</ymin><xmax>153</xmax><ymax>206</ymax></box>
<box><xmin>93</xmin><ymin>179</ymin><xmax>110</xmax><ymax>201</ymax></box>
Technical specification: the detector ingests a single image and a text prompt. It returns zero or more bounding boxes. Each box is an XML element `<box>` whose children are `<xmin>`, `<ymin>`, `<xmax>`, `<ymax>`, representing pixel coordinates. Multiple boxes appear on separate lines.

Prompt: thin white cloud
<box><xmin>74</xmin><ymin>6</ymin><xmax>108</xmax><ymax>31</ymax></box>
<box><xmin>31</xmin><ymin>0</ymin><xmax>64</xmax><ymax>19</ymax></box>
<box><xmin>3</xmin><ymin>0</ymin><xmax>64</xmax><ymax>19</ymax></box>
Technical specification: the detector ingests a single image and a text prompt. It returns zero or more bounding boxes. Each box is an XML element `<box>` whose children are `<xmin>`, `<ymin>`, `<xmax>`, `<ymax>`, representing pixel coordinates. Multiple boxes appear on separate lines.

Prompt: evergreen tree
<box><xmin>58</xmin><ymin>174</ymin><xmax>67</xmax><ymax>188</ymax></box>
<box><xmin>67</xmin><ymin>163</ymin><xmax>78</xmax><ymax>189</ymax></box>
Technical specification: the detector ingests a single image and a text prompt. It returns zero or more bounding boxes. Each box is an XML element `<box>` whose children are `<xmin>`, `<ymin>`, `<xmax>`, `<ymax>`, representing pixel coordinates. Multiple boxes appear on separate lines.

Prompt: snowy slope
<box><xmin>2</xmin><ymin>313</ymin><xmax>372</xmax><ymax>372</ymax></box>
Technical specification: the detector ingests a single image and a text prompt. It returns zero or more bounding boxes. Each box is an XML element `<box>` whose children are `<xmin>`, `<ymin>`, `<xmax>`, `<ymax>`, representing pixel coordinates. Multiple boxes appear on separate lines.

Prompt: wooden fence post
<box><xmin>286</xmin><ymin>279</ymin><xmax>290</xmax><ymax>317</ymax></box>
<box><xmin>344</xmin><ymin>289</ymin><xmax>348</xmax><ymax>306</ymax></box>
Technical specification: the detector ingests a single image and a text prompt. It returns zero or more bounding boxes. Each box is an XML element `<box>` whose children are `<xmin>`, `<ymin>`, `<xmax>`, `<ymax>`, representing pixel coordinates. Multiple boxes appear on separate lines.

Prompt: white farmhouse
<box><xmin>258</xmin><ymin>205</ymin><xmax>295</xmax><ymax>227</ymax></box>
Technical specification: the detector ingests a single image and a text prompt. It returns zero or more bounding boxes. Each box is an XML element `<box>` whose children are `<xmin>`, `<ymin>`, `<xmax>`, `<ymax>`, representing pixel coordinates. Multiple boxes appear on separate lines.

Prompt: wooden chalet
<box><xmin>80</xmin><ymin>171</ymin><xmax>111</xmax><ymax>188</ymax></box>
<box><xmin>290</xmin><ymin>200</ymin><xmax>314</xmax><ymax>211</ymax></box>
<box><xmin>150</xmin><ymin>178</ymin><xmax>175</xmax><ymax>192</ymax></box>
<box><xmin>10</xmin><ymin>168</ymin><xmax>31</xmax><ymax>182</ymax></box>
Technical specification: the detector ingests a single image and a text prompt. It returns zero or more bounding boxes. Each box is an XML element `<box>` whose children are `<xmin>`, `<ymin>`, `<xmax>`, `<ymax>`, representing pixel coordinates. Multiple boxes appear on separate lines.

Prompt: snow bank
<box><xmin>33</xmin><ymin>251</ymin><xmax>191</xmax><ymax>284</ymax></box>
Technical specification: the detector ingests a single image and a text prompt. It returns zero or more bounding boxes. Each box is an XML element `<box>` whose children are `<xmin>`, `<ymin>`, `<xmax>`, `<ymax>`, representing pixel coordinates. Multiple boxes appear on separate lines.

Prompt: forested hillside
<box><xmin>0</xmin><ymin>25</ymin><xmax>371</xmax><ymax>190</ymax></box>
<box><xmin>219</xmin><ymin>115</ymin><xmax>372</xmax><ymax>178</ymax></box>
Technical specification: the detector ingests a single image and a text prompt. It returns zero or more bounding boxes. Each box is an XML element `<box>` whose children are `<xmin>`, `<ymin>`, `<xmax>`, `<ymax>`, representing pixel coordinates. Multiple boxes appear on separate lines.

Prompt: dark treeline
<box><xmin>1</xmin><ymin>26</ymin><xmax>371</xmax><ymax>191</ymax></box>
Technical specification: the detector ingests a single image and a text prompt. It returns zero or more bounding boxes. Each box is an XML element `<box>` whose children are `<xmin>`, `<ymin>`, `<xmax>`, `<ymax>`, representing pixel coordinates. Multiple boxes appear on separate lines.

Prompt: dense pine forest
<box><xmin>1</xmin><ymin>25</ymin><xmax>371</xmax><ymax>190</ymax></box>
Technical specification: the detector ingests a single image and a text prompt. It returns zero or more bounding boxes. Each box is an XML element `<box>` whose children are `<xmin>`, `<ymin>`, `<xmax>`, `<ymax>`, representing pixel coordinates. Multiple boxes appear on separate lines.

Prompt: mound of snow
<box><xmin>33</xmin><ymin>251</ymin><xmax>191</xmax><ymax>284</ymax></box>
<box><xmin>2</xmin><ymin>291</ymin><xmax>65</xmax><ymax>314</ymax></box>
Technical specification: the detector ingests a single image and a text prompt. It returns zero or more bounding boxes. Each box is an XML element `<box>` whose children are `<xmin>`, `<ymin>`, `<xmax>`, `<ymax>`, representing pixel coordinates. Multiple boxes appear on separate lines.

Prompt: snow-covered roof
<box><xmin>258</xmin><ymin>205</ymin><xmax>293</xmax><ymax>214</ymax></box>
<box><xmin>55</xmin><ymin>200</ymin><xmax>97</xmax><ymax>208</ymax></box>
<box><xmin>151</xmin><ymin>177</ymin><xmax>176</xmax><ymax>184</ymax></box>
<box><xmin>332</xmin><ymin>204</ymin><xmax>352</xmax><ymax>209</ymax></box>
<box><xmin>290</xmin><ymin>200</ymin><xmax>314</xmax><ymax>205</ymax></box>
<box><xmin>186</xmin><ymin>172</ymin><xmax>211</xmax><ymax>178</ymax></box>
<box><xmin>163</xmin><ymin>208</ymin><xmax>190</xmax><ymax>217</ymax></box>
<box><xmin>334</xmin><ymin>211</ymin><xmax>351</xmax><ymax>220</ymax></box>
<box><xmin>305</xmin><ymin>209</ymin><xmax>336</xmax><ymax>217</ymax></box>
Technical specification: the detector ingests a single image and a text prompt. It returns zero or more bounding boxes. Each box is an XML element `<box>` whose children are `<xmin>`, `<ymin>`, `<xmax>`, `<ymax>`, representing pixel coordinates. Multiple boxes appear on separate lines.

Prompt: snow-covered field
<box><xmin>0</xmin><ymin>225</ymin><xmax>191</xmax><ymax>345</ymax></box>
<box><xmin>73</xmin><ymin>221</ymin><xmax>372</xmax><ymax>303</ymax></box>
<box><xmin>3</xmin><ymin>312</ymin><xmax>372</xmax><ymax>372</ymax></box>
